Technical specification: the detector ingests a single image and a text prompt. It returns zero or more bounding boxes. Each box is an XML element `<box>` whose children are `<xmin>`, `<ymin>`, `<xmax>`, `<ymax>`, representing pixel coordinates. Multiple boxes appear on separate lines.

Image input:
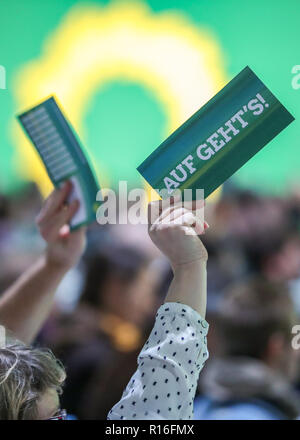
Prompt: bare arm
<box><xmin>0</xmin><ymin>255</ymin><xmax>68</xmax><ymax>345</ymax></box>
<box><xmin>108</xmin><ymin>198</ymin><xmax>209</xmax><ymax>420</ymax></box>
<box><xmin>0</xmin><ymin>181</ymin><xmax>86</xmax><ymax>345</ymax></box>
<box><xmin>148</xmin><ymin>197</ymin><xmax>208</xmax><ymax>317</ymax></box>
<box><xmin>166</xmin><ymin>261</ymin><xmax>207</xmax><ymax>318</ymax></box>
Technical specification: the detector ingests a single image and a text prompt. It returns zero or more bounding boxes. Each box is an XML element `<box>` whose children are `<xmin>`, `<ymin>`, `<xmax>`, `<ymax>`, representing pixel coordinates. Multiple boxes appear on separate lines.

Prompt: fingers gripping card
<box><xmin>137</xmin><ymin>66</ymin><xmax>295</xmax><ymax>199</ymax></box>
<box><xmin>18</xmin><ymin>97</ymin><xmax>101</xmax><ymax>229</ymax></box>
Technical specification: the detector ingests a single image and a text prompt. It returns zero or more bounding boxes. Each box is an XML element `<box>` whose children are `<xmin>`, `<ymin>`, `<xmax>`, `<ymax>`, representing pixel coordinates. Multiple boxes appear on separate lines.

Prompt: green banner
<box><xmin>0</xmin><ymin>0</ymin><xmax>299</xmax><ymax>196</ymax></box>
<box><xmin>137</xmin><ymin>67</ymin><xmax>295</xmax><ymax>199</ymax></box>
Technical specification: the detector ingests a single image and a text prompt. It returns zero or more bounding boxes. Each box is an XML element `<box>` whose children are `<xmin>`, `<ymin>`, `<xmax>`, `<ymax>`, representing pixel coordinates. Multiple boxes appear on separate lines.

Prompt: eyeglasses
<box><xmin>48</xmin><ymin>409</ymin><xmax>67</xmax><ymax>420</ymax></box>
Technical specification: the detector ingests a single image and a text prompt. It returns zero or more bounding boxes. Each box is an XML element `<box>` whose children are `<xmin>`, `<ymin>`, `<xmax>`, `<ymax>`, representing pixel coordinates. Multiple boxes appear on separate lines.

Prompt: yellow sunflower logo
<box><xmin>12</xmin><ymin>0</ymin><xmax>226</xmax><ymax>201</ymax></box>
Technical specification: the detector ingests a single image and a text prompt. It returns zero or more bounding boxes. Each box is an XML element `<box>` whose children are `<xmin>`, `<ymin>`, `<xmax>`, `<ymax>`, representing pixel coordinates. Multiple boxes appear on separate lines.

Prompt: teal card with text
<box><xmin>137</xmin><ymin>66</ymin><xmax>295</xmax><ymax>198</ymax></box>
<box><xmin>18</xmin><ymin>96</ymin><xmax>100</xmax><ymax>229</ymax></box>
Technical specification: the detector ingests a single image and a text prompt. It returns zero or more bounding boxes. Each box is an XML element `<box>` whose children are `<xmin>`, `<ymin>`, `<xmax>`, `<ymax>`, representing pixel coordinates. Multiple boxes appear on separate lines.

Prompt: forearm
<box><xmin>165</xmin><ymin>261</ymin><xmax>207</xmax><ymax>318</ymax></box>
<box><xmin>0</xmin><ymin>254</ymin><xmax>67</xmax><ymax>344</ymax></box>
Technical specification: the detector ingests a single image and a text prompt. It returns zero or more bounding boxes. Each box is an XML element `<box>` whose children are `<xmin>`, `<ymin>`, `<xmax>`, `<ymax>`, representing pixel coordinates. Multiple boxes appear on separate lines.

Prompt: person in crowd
<box><xmin>194</xmin><ymin>278</ymin><xmax>300</xmax><ymax>420</ymax></box>
<box><xmin>42</xmin><ymin>243</ymin><xmax>160</xmax><ymax>419</ymax></box>
<box><xmin>223</xmin><ymin>190</ymin><xmax>300</xmax><ymax>283</ymax></box>
<box><xmin>0</xmin><ymin>184</ymin><xmax>209</xmax><ymax>419</ymax></box>
<box><xmin>77</xmin><ymin>263</ymin><xmax>174</xmax><ymax>420</ymax></box>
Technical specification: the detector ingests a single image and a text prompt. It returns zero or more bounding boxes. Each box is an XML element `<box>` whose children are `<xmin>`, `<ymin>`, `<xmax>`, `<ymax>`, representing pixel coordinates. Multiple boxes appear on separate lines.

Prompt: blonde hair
<box><xmin>0</xmin><ymin>342</ymin><xmax>65</xmax><ymax>420</ymax></box>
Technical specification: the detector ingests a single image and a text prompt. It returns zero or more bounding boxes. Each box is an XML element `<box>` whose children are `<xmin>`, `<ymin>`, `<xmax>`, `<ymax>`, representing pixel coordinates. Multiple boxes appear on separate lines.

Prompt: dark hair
<box><xmin>243</xmin><ymin>228</ymin><xmax>293</xmax><ymax>274</ymax></box>
<box><xmin>217</xmin><ymin>278</ymin><xmax>295</xmax><ymax>359</ymax></box>
<box><xmin>80</xmin><ymin>245</ymin><xmax>149</xmax><ymax>308</ymax></box>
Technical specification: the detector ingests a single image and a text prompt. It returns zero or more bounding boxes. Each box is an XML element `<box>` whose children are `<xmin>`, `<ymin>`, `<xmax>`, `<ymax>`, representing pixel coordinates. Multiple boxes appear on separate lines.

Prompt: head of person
<box><xmin>242</xmin><ymin>229</ymin><xmax>300</xmax><ymax>282</ymax></box>
<box><xmin>0</xmin><ymin>343</ymin><xmax>65</xmax><ymax>420</ymax></box>
<box><xmin>216</xmin><ymin>278</ymin><xmax>298</xmax><ymax>379</ymax></box>
<box><xmin>80</xmin><ymin>245</ymin><xmax>158</xmax><ymax>327</ymax></box>
<box><xmin>225</xmin><ymin>191</ymin><xmax>300</xmax><ymax>282</ymax></box>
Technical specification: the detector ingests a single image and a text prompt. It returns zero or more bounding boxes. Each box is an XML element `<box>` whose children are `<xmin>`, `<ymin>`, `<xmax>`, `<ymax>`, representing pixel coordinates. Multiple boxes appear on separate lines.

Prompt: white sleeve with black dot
<box><xmin>107</xmin><ymin>302</ymin><xmax>209</xmax><ymax>420</ymax></box>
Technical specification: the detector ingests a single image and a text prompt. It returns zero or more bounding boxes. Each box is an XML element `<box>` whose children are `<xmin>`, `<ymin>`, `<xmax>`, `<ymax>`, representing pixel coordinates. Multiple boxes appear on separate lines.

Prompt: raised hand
<box><xmin>148</xmin><ymin>197</ymin><xmax>208</xmax><ymax>269</ymax></box>
<box><xmin>36</xmin><ymin>181</ymin><xmax>87</xmax><ymax>271</ymax></box>
<box><xmin>147</xmin><ymin>196</ymin><xmax>208</xmax><ymax>317</ymax></box>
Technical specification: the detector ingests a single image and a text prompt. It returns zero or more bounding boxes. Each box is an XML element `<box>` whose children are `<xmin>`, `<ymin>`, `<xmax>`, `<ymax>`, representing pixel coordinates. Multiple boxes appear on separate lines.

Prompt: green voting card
<box><xmin>18</xmin><ymin>96</ymin><xmax>100</xmax><ymax>229</ymax></box>
<box><xmin>137</xmin><ymin>66</ymin><xmax>295</xmax><ymax>199</ymax></box>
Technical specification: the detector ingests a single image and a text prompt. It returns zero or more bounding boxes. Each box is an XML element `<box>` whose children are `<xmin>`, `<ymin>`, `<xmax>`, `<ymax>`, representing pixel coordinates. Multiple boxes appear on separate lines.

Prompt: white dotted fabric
<box><xmin>107</xmin><ymin>302</ymin><xmax>209</xmax><ymax>420</ymax></box>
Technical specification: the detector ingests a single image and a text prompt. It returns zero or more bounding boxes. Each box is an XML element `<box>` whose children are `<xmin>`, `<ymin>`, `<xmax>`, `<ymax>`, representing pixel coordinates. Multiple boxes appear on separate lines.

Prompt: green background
<box><xmin>0</xmin><ymin>0</ymin><xmax>299</xmax><ymax>195</ymax></box>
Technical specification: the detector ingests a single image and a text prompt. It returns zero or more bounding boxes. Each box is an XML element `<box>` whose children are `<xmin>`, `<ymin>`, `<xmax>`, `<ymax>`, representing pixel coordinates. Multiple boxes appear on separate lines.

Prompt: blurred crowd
<box><xmin>1</xmin><ymin>181</ymin><xmax>300</xmax><ymax>419</ymax></box>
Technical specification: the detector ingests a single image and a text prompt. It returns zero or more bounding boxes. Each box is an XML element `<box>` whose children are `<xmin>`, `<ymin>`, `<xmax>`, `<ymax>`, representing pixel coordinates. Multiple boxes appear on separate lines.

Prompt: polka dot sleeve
<box><xmin>107</xmin><ymin>302</ymin><xmax>209</xmax><ymax>420</ymax></box>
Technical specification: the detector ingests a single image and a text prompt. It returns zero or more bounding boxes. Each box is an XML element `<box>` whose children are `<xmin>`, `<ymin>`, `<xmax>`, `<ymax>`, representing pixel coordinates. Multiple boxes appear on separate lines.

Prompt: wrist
<box><xmin>167</xmin><ymin>260</ymin><xmax>207</xmax><ymax>317</ymax></box>
<box><xmin>43</xmin><ymin>252</ymin><xmax>71</xmax><ymax>276</ymax></box>
<box><xmin>172</xmin><ymin>259</ymin><xmax>207</xmax><ymax>277</ymax></box>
